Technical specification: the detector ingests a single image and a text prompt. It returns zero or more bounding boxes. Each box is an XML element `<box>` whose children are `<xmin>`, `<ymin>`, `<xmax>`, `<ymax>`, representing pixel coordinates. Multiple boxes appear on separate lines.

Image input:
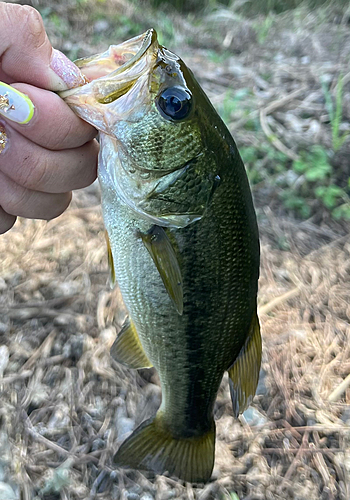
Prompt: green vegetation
<box><xmin>240</xmin><ymin>139</ymin><xmax>350</xmax><ymax>221</ymax></box>
<box><xmin>37</xmin><ymin>0</ymin><xmax>350</xmax><ymax>224</ymax></box>
<box><xmin>133</xmin><ymin>0</ymin><xmax>350</xmax><ymax>14</ymax></box>
<box><xmin>217</xmin><ymin>62</ymin><xmax>350</xmax><ymax>222</ymax></box>
<box><xmin>227</xmin><ymin>0</ymin><xmax>349</xmax><ymax>16</ymax></box>
<box><xmin>148</xmin><ymin>0</ymin><xmax>230</xmax><ymax>12</ymax></box>
<box><xmin>321</xmin><ymin>75</ymin><xmax>349</xmax><ymax>152</ymax></box>
<box><xmin>240</xmin><ymin>143</ymin><xmax>289</xmax><ymax>185</ymax></box>
<box><xmin>218</xmin><ymin>90</ymin><xmax>350</xmax><ymax>222</ymax></box>
<box><xmin>253</xmin><ymin>13</ymin><xmax>275</xmax><ymax>44</ymax></box>
<box><xmin>289</xmin><ymin>146</ymin><xmax>350</xmax><ymax>220</ymax></box>
<box><xmin>217</xmin><ymin>88</ymin><xmax>252</xmax><ymax>125</ymax></box>
<box><xmin>228</xmin><ymin>493</ymin><xmax>240</xmax><ymax>500</ymax></box>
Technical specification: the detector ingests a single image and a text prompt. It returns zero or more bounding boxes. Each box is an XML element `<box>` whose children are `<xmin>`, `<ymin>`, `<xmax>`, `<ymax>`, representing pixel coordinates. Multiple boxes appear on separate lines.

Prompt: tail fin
<box><xmin>113</xmin><ymin>415</ymin><xmax>215</xmax><ymax>484</ymax></box>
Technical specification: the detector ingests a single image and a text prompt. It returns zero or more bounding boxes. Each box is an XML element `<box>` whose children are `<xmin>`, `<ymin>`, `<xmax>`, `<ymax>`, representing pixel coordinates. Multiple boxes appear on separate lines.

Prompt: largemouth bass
<box><xmin>61</xmin><ymin>29</ymin><xmax>261</xmax><ymax>483</ymax></box>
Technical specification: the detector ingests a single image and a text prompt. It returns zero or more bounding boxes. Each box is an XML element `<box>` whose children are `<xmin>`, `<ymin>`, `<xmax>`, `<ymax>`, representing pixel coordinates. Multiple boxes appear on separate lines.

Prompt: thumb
<box><xmin>0</xmin><ymin>3</ymin><xmax>85</xmax><ymax>91</ymax></box>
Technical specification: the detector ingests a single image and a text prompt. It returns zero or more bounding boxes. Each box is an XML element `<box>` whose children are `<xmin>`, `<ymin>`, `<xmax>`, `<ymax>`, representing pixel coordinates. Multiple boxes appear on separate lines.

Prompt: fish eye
<box><xmin>157</xmin><ymin>87</ymin><xmax>192</xmax><ymax>121</ymax></box>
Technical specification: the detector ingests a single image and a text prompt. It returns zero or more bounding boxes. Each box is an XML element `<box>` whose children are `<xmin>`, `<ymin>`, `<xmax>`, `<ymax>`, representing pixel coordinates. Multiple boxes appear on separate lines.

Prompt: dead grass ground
<box><xmin>0</xmin><ymin>189</ymin><xmax>349</xmax><ymax>500</ymax></box>
<box><xmin>1</xmin><ymin>1</ymin><xmax>350</xmax><ymax>499</ymax></box>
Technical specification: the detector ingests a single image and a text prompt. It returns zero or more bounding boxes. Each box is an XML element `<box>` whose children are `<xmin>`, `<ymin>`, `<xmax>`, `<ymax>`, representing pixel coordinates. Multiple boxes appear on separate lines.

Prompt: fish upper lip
<box><xmin>107</xmin><ymin>28</ymin><xmax>157</xmax><ymax>79</ymax></box>
<box><xmin>59</xmin><ymin>29</ymin><xmax>158</xmax><ymax>101</ymax></box>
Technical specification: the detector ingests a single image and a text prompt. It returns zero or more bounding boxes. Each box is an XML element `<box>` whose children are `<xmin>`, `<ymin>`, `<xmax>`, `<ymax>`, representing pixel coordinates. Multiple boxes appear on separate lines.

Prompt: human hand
<box><xmin>0</xmin><ymin>3</ymin><xmax>99</xmax><ymax>234</ymax></box>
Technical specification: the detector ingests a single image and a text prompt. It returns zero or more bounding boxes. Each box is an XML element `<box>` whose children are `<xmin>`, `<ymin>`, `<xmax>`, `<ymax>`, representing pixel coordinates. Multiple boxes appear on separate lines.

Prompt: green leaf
<box><xmin>229</xmin><ymin>493</ymin><xmax>240</xmax><ymax>500</ymax></box>
<box><xmin>282</xmin><ymin>194</ymin><xmax>311</xmax><ymax>218</ymax></box>
<box><xmin>292</xmin><ymin>159</ymin><xmax>308</xmax><ymax>173</ymax></box>
<box><xmin>315</xmin><ymin>184</ymin><xmax>344</xmax><ymax>209</ymax></box>
<box><xmin>332</xmin><ymin>203</ymin><xmax>350</xmax><ymax>221</ymax></box>
<box><xmin>304</xmin><ymin>162</ymin><xmax>331</xmax><ymax>181</ymax></box>
<box><xmin>314</xmin><ymin>186</ymin><xmax>326</xmax><ymax>198</ymax></box>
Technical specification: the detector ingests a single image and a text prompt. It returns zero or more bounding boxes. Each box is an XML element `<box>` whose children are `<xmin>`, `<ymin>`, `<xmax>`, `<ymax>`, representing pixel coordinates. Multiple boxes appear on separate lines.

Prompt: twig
<box><xmin>258</xmin><ymin>87</ymin><xmax>307</xmax><ymax>161</ymax></box>
<box><xmin>263</xmin><ymin>87</ymin><xmax>307</xmax><ymax>115</ymax></box>
<box><xmin>22</xmin><ymin>411</ymin><xmax>102</xmax><ymax>465</ymax></box>
<box><xmin>283</xmin><ymin>430</ymin><xmax>310</xmax><ymax>483</ymax></box>
<box><xmin>0</xmin><ymin>370</ymin><xmax>33</xmax><ymax>384</ymax></box>
<box><xmin>20</xmin><ymin>329</ymin><xmax>57</xmax><ymax>371</ymax></box>
<box><xmin>260</xmin><ymin>108</ymin><xmax>299</xmax><ymax>161</ymax></box>
<box><xmin>281</xmin><ymin>420</ymin><xmax>303</xmax><ymax>440</ymax></box>
<box><xmin>7</xmin><ymin>308</ymin><xmax>87</xmax><ymax>321</ymax></box>
<box><xmin>24</xmin><ymin>414</ymin><xmax>74</xmax><ymax>457</ymax></box>
<box><xmin>2</xmin><ymin>295</ymin><xmax>79</xmax><ymax>310</ymax></box>
<box><xmin>41</xmin><ymin>354</ymin><xmax>67</xmax><ymax>366</ymax></box>
<box><xmin>231</xmin><ymin>87</ymin><xmax>307</xmax><ymax>132</ymax></box>
<box><xmin>310</xmin><ymin>443</ymin><xmax>334</xmax><ymax>487</ymax></box>
<box><xmin>97</xmin><ymin>290</ymin><xmax>110</xmax><ymax>329</ymax></box>
<box><xmin>259</xmin><ymin>287</ymin><xmax>300</xmax><ymax>315</ymax></box>
<box><xmin>328</xmin><ymin>373</ymin><xmax>350</xmax><ymax>402</ymax></box>
<box><xmin>268</xmin><ymin>424</ymin><xmax>347</xmax><ymax>434</ymax></box>
<box><xmin>262</xmin><ymin>447</ymin><xmax>343</xmax><ymax>454</ymax></box>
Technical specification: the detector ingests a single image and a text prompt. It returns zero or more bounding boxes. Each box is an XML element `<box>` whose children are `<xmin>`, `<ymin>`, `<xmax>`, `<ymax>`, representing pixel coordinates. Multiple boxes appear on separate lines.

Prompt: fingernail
<box><xmin>0</xmin><ymin>82</ymin><xmax>35</xmax><ymax>124</ymax></box>
<box><xmin>50</xmin><ymin>49</ymin><xmax>87</xmax><ymax>91</ymax></box>
<box><xmin>0</xmin><ymin>123</ymin><xmax>8</xmax><ymax>154</ymax></box>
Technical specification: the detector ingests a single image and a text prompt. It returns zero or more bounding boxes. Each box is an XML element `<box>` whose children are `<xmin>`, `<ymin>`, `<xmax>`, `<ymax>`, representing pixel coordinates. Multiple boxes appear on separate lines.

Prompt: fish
<box><xmin>60</xmin><ymin>29</ymin><xmax>261</xmax><ymax>484</ymax></box>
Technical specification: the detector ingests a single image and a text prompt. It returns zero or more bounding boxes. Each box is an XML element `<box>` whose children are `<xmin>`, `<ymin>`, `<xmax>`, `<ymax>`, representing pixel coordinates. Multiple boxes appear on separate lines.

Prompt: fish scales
<box><xmin>61</xmin><ymin>28</ymin><xmax>261</xmax><ymax>484</ymax></box>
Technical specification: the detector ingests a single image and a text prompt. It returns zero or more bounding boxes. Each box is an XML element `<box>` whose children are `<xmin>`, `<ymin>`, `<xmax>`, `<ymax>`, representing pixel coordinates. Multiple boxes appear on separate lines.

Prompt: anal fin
<box><xmin>111</xmin><ymin>317</ymin><xmax>152</xmax><ymax>369</ymax></box>
<box><xmin>228</xmin><ymin>312</ymin><xmax>262</xmax><ymax>417</ymax></box>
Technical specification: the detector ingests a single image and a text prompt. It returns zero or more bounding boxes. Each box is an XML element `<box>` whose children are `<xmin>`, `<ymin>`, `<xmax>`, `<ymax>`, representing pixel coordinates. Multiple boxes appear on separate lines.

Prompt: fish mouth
<box><xmin>60</xmin><ymin>29</ymin><xmax>158</xmax><ymax>107</ymax></box>
<box><xmin>75</xmin><ymin>28</ymin><xmax>157</xmax><ymax>82</ymax></box>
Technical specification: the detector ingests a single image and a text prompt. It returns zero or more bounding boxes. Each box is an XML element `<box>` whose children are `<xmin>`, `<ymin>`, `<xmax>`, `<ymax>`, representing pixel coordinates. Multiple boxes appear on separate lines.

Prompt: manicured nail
<box><xmin>0</xmin><ymin>123</ymin><xmax>8</xmax><ymax>154</ymax></box>
<box><xmin>0</xmin><ymin>82</ymin><xmax>34</xmax><ymax>124</ymax></box>
<box><xmin>50</xmin><ymin>49</ymin><xmax>87</xmax><ymax>91</ymax></box>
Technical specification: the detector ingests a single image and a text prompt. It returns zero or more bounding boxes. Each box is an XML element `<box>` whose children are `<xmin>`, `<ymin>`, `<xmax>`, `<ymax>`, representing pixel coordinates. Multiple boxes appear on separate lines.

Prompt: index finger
<box><xmin>0</xmin><ymin>3</ymin><xmax>85</xmax><ymax>91</ymax></box>
<box><xmin>6</xmin><ymin>83</ymin><xmax>97</xmax><ymax>150</ymax></box>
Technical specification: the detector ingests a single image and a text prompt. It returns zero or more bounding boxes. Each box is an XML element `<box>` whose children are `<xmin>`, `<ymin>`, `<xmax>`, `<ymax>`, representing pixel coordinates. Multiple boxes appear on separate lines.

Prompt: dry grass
<box><xmin>0</xmin><ymin>188</ymin><xmax>349</xmax><ymax>500</ymax></box>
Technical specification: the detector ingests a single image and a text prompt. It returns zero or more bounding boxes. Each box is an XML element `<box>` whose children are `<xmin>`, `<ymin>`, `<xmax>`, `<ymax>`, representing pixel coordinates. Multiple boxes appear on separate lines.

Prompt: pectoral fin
<box><xmin>105</xmin><ymin>231</ymin><xmax>116</xmax><ymax>288</ymax></box>
<box><xmin>140</xmin><ymin>226</ymin><xmax>183</xmax><ymax>315</ymax></box>
<box><xmin>111</xmin><ymin>317</ymin><xmax>152</xmax><ymax>369</ymax></box>
<box><xmin>228</xmin><ymin>312</ymin><xmax>262</xmax><ymax>417</ymax></box>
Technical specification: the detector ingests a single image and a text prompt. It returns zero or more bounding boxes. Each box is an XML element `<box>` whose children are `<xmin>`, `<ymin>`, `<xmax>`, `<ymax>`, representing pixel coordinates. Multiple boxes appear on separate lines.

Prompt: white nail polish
<box><xmin>0</xmin><ymin>82</ymin><xmax>34</xmax><ymax>124</ymax></box>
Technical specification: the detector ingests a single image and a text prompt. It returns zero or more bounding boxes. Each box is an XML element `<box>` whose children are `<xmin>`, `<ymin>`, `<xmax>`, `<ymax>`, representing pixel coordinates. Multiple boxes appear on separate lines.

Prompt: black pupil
<box><xmin>169</xmin><ymin>96</ymin><xmax>182</xmax><ymax>112</ymax></box>
<box><xmin>158</xmin><ymin>87</ymin><xmax>192</xmax><ymax>120</ymax></box>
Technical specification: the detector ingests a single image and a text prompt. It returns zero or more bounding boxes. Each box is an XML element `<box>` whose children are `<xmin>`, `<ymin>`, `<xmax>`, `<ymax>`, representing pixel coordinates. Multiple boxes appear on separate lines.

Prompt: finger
<box><xmin>4</xmin><ymin>83</ymin><xmax>97</xmax><ymax>150</ymax></box>
<box><xmin>0</xmin><ymin>68</ymin><xmax>12</xmax><ymax>85</ymax></box>
<box><xmin>0</xmin><ymin>206</ymin><xmax>16</xmax><ymax>234</ymax></box>
<box><xmin>0</xmin><ymin>4</ymin><xmax>85</xmax><ymax>91</ymax></box>
<box><xmin>0</xmin><ymin>170</ymin><xmax>72</xmax><ymax>220</ymax></box>
<box><xmin>0</xmin><ymin>122</ymin><xmax>98</xmax><ymax>193</ymax></box>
